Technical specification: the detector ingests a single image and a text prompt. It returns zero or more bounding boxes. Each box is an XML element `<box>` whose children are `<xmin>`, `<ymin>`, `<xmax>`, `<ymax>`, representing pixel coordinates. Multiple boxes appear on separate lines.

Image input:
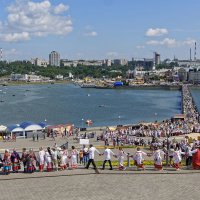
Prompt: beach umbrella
<box><xmin>0</xmin><ymin>125</ymin><xmax>7</xmax><ymax>132</ymax></box>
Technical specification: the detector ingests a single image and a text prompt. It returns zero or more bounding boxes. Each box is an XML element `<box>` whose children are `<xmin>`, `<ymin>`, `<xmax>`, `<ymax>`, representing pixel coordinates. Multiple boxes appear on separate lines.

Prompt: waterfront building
<box><xmin>34</xmin><ymin>58</ymin><xmax>48</xmax><ymax>67</ymax></box>
<box><xmin>178</xmin><ymin>68</ymin><xmax>188</xmax><ymax>82</ymax></box>
<box><xmin>134</xmin><ymin>59</ymin><xmax>154</xmax><ymax>71</ymax></box>
<box><xmin>55</xmin><ymin>75</ymin><xmax>64</xmax><ymax>80</ymax></box>
<box><xmin>49</xmin><ymin>51</ymin><xmax>60</xmax><ymax>67</ymax></box>
<box><xmin>188</xmin><ymin>68</ymin><xmax>200</xmax><ymax>83</ymax></box>
<box><xmin>11</xmin><ymin>74</ymin><xmax>26</xmax><ymax>81</ymax></box>
<box><xmin>31</xmin><ymin>58</ymin><xmax>48</xmax><ymax>67</ymax></box>
<box><xmin>133</xmin><ymin>67</ymin><xmax>147</xmax><ymax>78</ymax></box>
<box><xmin>10</xmin><ymin>74</ymin><xmax>49</xmax><ymax>82</ymax></box>
<box><xmin>126</xmin><ymin>70</ymin><xmax>134</xmax><ymax>79</ymax></box>
<box><xmin>69</xmin><ymin>72</ymin><xmax>74</xmax><ymax>79</ymax></box>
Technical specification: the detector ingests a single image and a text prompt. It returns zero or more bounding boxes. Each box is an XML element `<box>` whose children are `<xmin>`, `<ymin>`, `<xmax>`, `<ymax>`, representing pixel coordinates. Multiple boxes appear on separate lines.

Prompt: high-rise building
<box><xmin>154</xmin><ymin>52</ymin><xmax>160</xmax><ymax>65</ymax></box>
<box><xmin>49</xmin><ymin>51</ymin><xmax>60</xmax><ymax>67</ymax></box>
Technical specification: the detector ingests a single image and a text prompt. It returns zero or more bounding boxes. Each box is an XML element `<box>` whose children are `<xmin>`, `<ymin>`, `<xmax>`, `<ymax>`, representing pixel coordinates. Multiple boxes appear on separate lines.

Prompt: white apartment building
<box><xmin>61</xmin><ymin>59</ymin><xmax>103</xmax><ymax>67</ymax></box>
<box><xmin>35</xmin><ymin>58</ymin><xmax>48</xmax><ymax>67</ymax></box>
<box><xmin>49</xmin><ymin>51</ymin><xmax>60</xmax><ymax>67</ymax></box>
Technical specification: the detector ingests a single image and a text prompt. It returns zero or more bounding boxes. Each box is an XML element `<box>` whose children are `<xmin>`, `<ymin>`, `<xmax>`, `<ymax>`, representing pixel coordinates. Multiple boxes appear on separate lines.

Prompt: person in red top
<box><xmin>3</xmin><ymin>150</ymin><xmax>11</xmax><ymax>175</ymax></box>
<box><xmin>192</xmin><ymin>145</ymin><xmax>200</xmax><ymax>170</ymax></box>
<box><xmin>11</xmin><ymin>148</ymin><xmax>21</xmax><ymax>173</ymax></box>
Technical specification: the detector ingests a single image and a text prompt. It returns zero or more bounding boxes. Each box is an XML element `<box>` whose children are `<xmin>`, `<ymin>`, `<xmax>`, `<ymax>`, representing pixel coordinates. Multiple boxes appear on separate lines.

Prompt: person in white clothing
<box><xmin>51</xmin><ymin>147</ymin><xmax>59</xmax><ymax>171</ymax></box>
<box><xmin>152</xmin><ymin>147</ymin><xmax>165</xmax><ymax>170</ymax></box>
<box><xmin>60</xmin><ymin>146</ymin><xmax>68</xmax><ymax>170</ymax></box>
<box><xmin>85</xmin><ymin>144</ymin><xmax>100</xmax><ymax>170</ymax></box>
<box><xmin>37</xmin><ymin>147</ymin><xmax>45</xmax><ymax>172</ymax></box>
<box><xmin>133</xmin><ymin>147</ymin><xmax>147</xmax><ymax>170</ymax></box>
<box><xmin>117</xmin><ymin>147</ymin><xmax>127</xmax><ymax>170</ymax></box>
<box><xmin>172</xmin><ymin>147</ymin><xmax>184</xmax><ymax>170</ymax></box>
<box><xmin>70</xmin><ymin>146</ymin><xmax>79</xmax><ymax>169</ymax></box>
<box><xmin>101</xmin><ymin>146</ymin><xmax>115</xmax><ymax>170</ymax></box>
<box><xmin>45</xmin><ymin>147</ymin><xmax>53</xmax><ymax>172</ymax></box>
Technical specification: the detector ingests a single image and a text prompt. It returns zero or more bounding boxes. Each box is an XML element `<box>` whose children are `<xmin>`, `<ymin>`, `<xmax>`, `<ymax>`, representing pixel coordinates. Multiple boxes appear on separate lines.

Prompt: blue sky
<box><xmin>0</xmin><ymin>0</ymin><xmax>200</xmax><ymax>61</ymax></box>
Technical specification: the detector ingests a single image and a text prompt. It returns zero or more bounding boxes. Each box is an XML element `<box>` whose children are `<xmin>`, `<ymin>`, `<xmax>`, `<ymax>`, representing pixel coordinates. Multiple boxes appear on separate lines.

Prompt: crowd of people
<box><xmin>0</xmin><ymin>144</ymin><xmax>79</xmax><ymax>175</ymax></box>
<box><xmin>0</xmin><ymin>85</ymin><xmax>200</xmax><ymax>175</ymax></box>
<box><xmin>0</xmin><ymin>139</ymin><xmax>200</xmax><ymax>175</ymax></box>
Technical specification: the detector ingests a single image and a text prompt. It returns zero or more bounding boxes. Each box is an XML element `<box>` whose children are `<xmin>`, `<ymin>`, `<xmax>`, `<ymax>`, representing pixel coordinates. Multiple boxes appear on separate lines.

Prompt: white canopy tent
<box><xmin>0</xmin><ymin>125</ymin><xmax>7</xmax><ymax>132</ymax></box>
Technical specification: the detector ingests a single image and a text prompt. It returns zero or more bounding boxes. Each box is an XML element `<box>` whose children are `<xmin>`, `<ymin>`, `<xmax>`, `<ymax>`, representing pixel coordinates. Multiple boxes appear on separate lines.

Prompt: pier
<box><xmin>181</xmin><ymin>84</ymin><xmax>199</xmax><ymax>125</ymax></box>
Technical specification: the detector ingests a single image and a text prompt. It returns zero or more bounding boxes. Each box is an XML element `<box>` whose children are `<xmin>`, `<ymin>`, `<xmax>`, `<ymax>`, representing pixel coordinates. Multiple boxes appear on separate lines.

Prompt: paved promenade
<box><xmin>1</xmin><ymin>132</ymin><xmax>200</xmax><ymax>200</ymax></box>
<box><xmin>0</xmin><ymin>168</ymin><xmax>199</xmax><ymax>200</ymax></box>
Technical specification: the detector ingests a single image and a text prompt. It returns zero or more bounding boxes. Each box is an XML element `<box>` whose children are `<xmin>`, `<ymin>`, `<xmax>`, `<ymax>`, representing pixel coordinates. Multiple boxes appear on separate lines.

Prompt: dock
<box><xmin>181</xmin><ymin>84</ymin><xmax>199</xmax><ymax>124</ymax></box>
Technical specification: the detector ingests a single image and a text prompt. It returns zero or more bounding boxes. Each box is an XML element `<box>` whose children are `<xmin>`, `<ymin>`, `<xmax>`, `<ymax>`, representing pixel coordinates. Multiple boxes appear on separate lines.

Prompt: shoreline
<box><xmin>0</xmin><ymin>80</ymin><xmax>73</xmax><ymax>86</ymax></box>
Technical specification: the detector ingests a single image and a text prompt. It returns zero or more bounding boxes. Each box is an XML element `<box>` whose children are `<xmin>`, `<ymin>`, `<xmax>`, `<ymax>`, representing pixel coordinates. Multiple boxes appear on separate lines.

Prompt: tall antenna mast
<box><xmin>0</xmin><ymin>48</ymin><xmax>2</xmax><ymax>61</ymax></box>
<box><xmin>194</xmin><ymin>42</ymin><xmax>197</xmax><ymax>62</ymax></box>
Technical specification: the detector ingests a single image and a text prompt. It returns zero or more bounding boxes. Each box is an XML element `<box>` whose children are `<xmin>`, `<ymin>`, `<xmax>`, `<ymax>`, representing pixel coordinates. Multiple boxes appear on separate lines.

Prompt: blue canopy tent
<box><xmin>114</xmin><ymin>81</ymin><xmax>123</xmax><ymax>87</ymax></box>
<box><xmin>20</xmin><ymin>122</ymin><xmax>43</xmax><ymax>138</ymax></box>
<box><xmin>38</xmin><ymin>122</ymin><xmax>48</xmax><ymax>129</ymax></box>
<box><xmin>7</xmin><ymin>124</ymin><xmax>24</xmax><ymax>138</ymax></box>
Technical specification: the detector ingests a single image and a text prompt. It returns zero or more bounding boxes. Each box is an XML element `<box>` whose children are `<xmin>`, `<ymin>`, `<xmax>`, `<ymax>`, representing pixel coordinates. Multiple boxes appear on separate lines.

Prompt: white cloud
<box><xmin>136</xmin><ymin>45</ymin><xmax>145</xmax><ymax>49</ymax></box>
<box><xmin>106</xmin><ymin>51</ymin><xmax>118</xmax><ymax>58</ymax></box>
<box><xmin>4</xmin><ymin>48</ymin><xmax>19</xmax><ymax>56</ymax></box>
<box><xmin>0</xmin><ymin>0</ymin><xmax>72</xmax><ymax>42</ymax></box>
<box><xmin>182</xmin><ymin>38</ymin><xmax>196</xmax><ymax>46</ymax></box>
<box><xmin>146</xmin><ymin>28</ymin><xmax>168</xmax><ymax>37</ymax></box>
<box><xmin>54</xmin><ymin>3</ymin><xmax>69</xmax><ymax>14</ymax></box>
<box><xmin>85</xmin><ymin>31</ymin><xmax>98</xmax><ymax>37</ymax></box>
<box><xmin>0</xmin><ymin>32</ymin><xmax>30</xmax><ymax>42</ymax></box>
<box><xmin>146</xmin><ymin>37</ymin><xmax>196</xmax><ymax>48</ymax></box>
<box><xmin>146</xmin><ymin>38</ymin><xmax>177</xmax><ymax>47</ymax></box>
<box><xmin>0</xmin><ymin>21</ymin><xmax>3</xmax><ymax>30</ymax></box>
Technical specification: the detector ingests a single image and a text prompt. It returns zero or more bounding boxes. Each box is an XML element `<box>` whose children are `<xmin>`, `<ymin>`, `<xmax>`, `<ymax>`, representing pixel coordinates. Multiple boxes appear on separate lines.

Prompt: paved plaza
<box><xmin>0</xmin><ymin>169</ymin><xmax>199</xmax><ymax>200</ymax></box>
<box><xmin>0</xmin><ymin>132</ymin><xmax>200</xmax><ymax>200</ymax></box>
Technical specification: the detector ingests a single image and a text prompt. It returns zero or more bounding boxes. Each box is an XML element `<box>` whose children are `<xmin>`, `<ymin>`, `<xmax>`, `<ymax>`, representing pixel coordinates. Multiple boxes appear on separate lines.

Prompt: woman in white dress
<box><xmin>45</xmin><ymin>147</ymin><xmax>53</xmax><ymax>172</ymax></box>
<box><xmin>37</xmin><ymin>147</ymin><xmax>45</xmax><ymax>172</ymax></box>
<box><xmin>172</xmin><ymin>147</ymin><xmax>183</xmax><ymax>170</ymax></box>
<box><xmin>70</xmin><ymin>146</ymin><xmax>79</xmax><ymax>169</ymax></box>
<box><xmin>133</xmin><ymin>147</ymin><xmax>147</xmax><ymax>170</ymax></box>
<box><xmin>153</xmin><ymin>147</ymin><xmax>165</xmax><ymax>170</ymax></box>
<box><xmin>60</xmin><ymin>146</ymin><xmax>68</xmax><ymax>170</ymax></box>
<box><xmin>117</xmin><ymin>147</ymin><xmax>127</xmax><ymax>170</ymax></box>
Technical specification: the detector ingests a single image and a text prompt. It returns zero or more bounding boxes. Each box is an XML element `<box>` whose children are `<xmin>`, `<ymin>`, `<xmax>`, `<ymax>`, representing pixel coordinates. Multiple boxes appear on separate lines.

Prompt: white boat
<box><xmin>80</xmin><ymin>83</ymin><xmax>96</xmax><ymax>88</ymax></box>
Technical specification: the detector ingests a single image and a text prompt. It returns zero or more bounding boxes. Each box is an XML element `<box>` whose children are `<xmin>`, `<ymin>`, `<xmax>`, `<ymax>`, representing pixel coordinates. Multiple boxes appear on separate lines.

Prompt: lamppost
<box><xmin>118</xmin><ymin>115</ymin><xmax>121</xmax><ymax>125</ymax></box>
<box><xmin>166</xmin><ymin>132</ymin><xmax>170</xmax><ymax>166</ymax></box>
<box><xmin>81</xmin><ymin>118</ymin><xmax>84</xmax><ymax>128</ymax></box>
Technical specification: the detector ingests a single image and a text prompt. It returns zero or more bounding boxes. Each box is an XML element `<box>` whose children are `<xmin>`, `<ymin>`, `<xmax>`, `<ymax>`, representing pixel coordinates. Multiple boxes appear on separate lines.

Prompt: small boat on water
<box><xmin>80</xmin><ymin>83</ymin><xmax>96</xmax><ymax>88</ymax></box>
<box><xmin>99</xmin><ymin>104</ymin><xmax>106</xmax><ymax>107</ymax></box>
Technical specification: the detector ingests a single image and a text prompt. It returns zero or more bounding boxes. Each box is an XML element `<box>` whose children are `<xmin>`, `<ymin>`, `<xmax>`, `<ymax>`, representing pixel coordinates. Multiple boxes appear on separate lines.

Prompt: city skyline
<box><xmin>0</xmin><ymin>0</ymin><xmax>200</xmax><ymax>61</ymax></box>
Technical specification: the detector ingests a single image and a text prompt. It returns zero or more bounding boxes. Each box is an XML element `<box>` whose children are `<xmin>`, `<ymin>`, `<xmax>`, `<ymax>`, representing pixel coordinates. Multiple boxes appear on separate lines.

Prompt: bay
<box><xmin>0</xmin><ymin>84</ymin><xmax>181</xmax><ymax>127</ymax></box>
<box><xmin>190</xmin><ymin>88</ymin><xmax>200</xmax><ymax>113</ymax></box>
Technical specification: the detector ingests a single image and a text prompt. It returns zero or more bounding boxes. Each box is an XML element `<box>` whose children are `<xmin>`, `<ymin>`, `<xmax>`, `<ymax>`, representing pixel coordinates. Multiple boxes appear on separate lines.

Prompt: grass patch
<box><xmin>95</xmin><ymin>160</ymin><xmax>186</xmax><ymax>167</ymax></box>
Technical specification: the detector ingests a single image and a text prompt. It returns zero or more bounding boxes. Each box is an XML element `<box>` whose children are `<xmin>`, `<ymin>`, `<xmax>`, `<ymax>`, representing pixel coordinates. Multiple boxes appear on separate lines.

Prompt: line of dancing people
<box><xmin>84</xmin><ymin>144</ymin><xmax>200</xmax><ymax>171</ymax></box>
<box><xmin>0</xmin><ymin>145</ymin><xmax>80</xmax><ymax>175</ymax></box>
<box><xmin>0</xmin><ymin>143</ymin><xmax>200</xmax><ymax>175</ymax></box>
